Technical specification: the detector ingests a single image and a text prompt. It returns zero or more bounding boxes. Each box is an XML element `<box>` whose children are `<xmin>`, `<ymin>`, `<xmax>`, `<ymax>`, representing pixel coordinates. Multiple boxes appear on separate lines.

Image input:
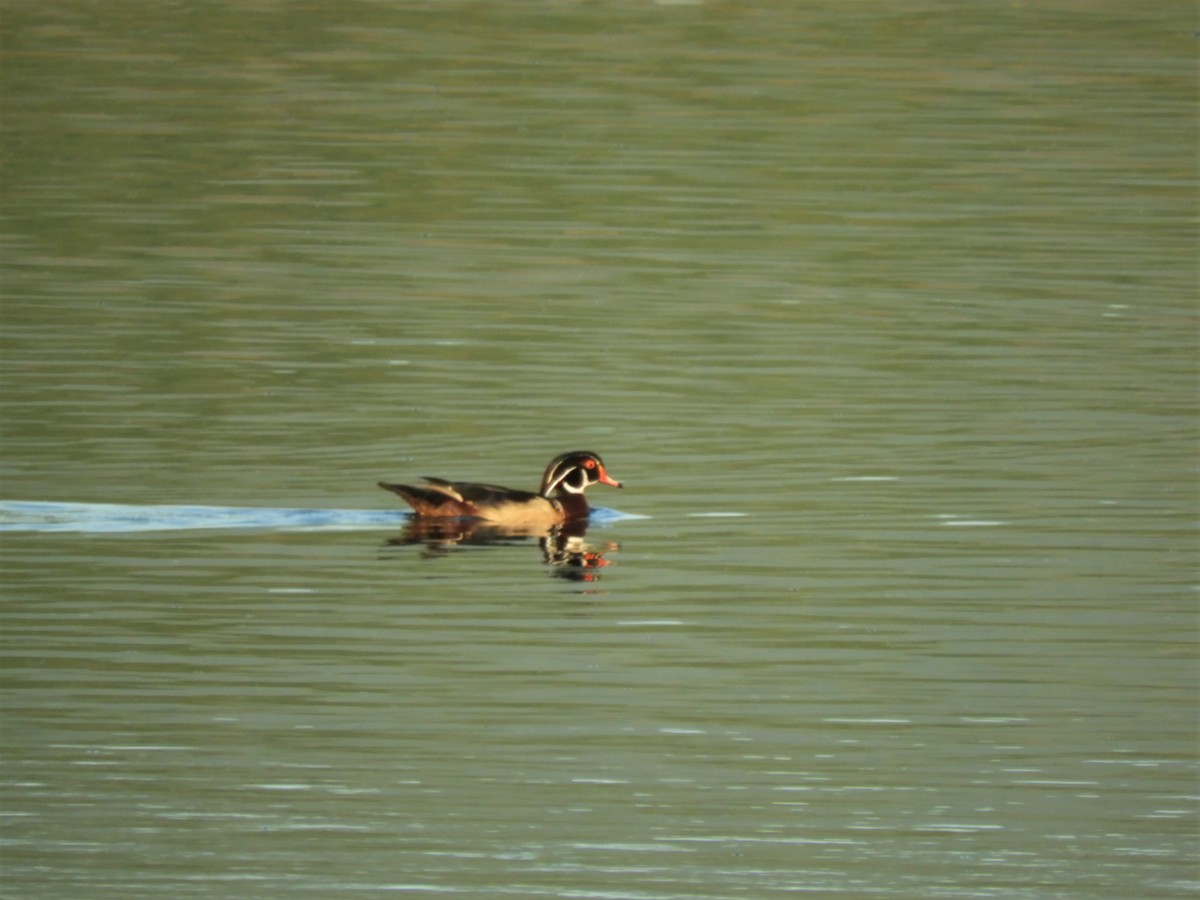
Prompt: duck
<box><xmin>378</xmin><ymin>450</ymin><xmax>622</xmax><ymax>526</ymax></box>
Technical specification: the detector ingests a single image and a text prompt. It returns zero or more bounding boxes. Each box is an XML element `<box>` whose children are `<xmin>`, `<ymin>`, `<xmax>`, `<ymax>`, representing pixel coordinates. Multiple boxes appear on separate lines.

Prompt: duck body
<box><xmin>379</xmin><ymin>450</ymin><xmax>621</xmax><ymax>527</ymax></box>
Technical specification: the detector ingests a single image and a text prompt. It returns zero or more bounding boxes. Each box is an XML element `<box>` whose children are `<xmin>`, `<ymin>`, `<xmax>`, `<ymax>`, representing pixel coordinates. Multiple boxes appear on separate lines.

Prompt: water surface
<box><xmin>1</xmin><ymin>2</ymin><xmax>1196</xmax><ymax>898</ymax></box>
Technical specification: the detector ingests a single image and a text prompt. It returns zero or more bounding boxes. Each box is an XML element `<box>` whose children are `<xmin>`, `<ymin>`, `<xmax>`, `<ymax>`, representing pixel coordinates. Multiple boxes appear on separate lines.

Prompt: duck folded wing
<box><xmin>377</xmin><ymin>481</ymin><xmax>475</xmax><ymax>517</ymax></box>
<box><xmin>378</xmin><ymin>478</ymin><xmax>547</xmax><ymax>519</ymax></box>
<box><xmin>421</xmin><ymin>478</ymin><xmax>543</xmax><ymax>506</ymax></box>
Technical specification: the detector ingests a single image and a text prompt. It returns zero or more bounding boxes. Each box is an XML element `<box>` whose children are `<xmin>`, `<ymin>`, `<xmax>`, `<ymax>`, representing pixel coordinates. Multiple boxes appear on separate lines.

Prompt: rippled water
<box><xmin>2</xmin><ymin>2</ymin><xmax>1196</xmax><ymax>898</ymax></box>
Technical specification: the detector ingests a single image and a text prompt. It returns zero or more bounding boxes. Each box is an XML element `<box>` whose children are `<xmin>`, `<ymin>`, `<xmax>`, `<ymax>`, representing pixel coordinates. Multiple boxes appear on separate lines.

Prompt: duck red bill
<box><xmin>598</xmin><ymin>468</ymin><xmax>623</xmax><ymax>488</ymax></box>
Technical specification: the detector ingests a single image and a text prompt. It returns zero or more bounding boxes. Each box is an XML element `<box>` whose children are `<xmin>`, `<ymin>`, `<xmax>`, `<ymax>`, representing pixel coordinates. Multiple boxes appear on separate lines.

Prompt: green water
<box><xmin>1</xmin><ymin>2</ymin><xmax>1195</xmax><ymax>897</ymax></box>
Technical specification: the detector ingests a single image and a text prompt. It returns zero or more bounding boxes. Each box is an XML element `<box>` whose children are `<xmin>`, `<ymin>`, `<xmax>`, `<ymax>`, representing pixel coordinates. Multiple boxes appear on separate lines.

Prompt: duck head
<box><xmin>539</xmin><ymin>450</ymin><xmax>622</xmax><ymax>498</ymax></box>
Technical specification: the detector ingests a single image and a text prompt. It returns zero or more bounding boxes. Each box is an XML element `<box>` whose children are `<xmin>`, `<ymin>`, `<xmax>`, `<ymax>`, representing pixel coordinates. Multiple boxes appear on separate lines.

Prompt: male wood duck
<box><xmin>378</xmin><ymin>450</ymin><xmax>622</xmax><ymax>526</ymax></box>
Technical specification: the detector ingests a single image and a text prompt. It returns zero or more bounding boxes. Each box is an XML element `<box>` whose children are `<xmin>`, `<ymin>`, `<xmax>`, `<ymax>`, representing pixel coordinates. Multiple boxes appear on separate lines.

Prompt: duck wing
<box><xmin>378</xmin><ymin>476</ymin><xmax>547</xmax><ymax>518</ymax></box>
<box><xmin>422</xmin><ymin>477</ymin><xmax>542</xmax><ymax>506</ymax></box>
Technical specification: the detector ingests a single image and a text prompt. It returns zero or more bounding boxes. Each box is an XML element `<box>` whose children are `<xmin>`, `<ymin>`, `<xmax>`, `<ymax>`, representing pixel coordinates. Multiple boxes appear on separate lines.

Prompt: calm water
<box><xmin>2</xmin><ymin>2</ymin><xmax>1196</xmax><ymax>898</ymax></box>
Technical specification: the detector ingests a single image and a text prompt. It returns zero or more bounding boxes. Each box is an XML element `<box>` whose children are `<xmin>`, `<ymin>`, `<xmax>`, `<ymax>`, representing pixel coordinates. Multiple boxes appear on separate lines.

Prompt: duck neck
<box><xmin>554</xmin><ymin>491</ymin><xmax>591</xmax><ymax>521</ymax></box>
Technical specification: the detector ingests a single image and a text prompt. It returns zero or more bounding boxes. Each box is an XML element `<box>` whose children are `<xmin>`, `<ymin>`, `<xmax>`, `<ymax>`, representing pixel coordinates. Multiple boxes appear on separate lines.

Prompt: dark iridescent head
<box><xmin>539</xmin><ymin>450</ymin><xmax>622</xmax><ymax>497</ymax></box>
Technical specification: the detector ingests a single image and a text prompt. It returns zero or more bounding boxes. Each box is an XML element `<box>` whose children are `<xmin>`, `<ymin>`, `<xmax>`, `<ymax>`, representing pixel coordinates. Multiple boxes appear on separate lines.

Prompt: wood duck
<box><xmin>378</xmin><ymin>450</ymin><xmax>622</xmax><ymax>526</ymax></box>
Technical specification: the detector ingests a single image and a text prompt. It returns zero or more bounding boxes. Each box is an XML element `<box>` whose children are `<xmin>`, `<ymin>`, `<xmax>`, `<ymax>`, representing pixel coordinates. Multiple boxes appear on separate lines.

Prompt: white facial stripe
<box><xmin>542</xmin><ymin>463</ymin><xmax>568</xmax><ymax>496</ymax></box>
<box><xmin>544</xmin><ymin>461</ymin><xmax>588</xmax><ymax>495</ymax></box>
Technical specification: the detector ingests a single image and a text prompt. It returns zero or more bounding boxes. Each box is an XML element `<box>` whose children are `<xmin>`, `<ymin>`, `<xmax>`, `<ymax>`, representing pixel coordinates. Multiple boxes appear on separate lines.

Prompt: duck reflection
<box><xmin>386</xmin><ymin>516</ymin><xmax>616</xmax><ymax>581</ymax></box>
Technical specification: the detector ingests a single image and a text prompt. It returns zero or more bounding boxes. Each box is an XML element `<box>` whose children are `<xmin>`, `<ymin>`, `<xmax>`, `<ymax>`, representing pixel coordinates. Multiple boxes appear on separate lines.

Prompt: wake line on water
<box><xmin>0</xmin><ymin>501</ymin><xmax>643</xmax><ymax>534</ymax></box>
<box><xmin>0</xmin><ymin>501</ymin><xmax>405</xmax><ymax>534</ymax></box>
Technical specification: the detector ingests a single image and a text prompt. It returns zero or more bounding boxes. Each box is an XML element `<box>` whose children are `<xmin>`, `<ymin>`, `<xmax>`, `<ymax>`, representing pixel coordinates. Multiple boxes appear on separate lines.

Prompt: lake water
<box><xmin>1</xmin><ymin>2</ymin><xmax>1196</xmax><ymax>898</ymax></box>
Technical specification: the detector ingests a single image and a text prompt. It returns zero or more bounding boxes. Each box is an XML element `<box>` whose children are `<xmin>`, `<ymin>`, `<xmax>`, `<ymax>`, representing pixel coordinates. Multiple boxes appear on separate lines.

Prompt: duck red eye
<box><xmin>584</xmin><ymin>459</ymin><xmax>596</xmax><ymax>469</ymax></box>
